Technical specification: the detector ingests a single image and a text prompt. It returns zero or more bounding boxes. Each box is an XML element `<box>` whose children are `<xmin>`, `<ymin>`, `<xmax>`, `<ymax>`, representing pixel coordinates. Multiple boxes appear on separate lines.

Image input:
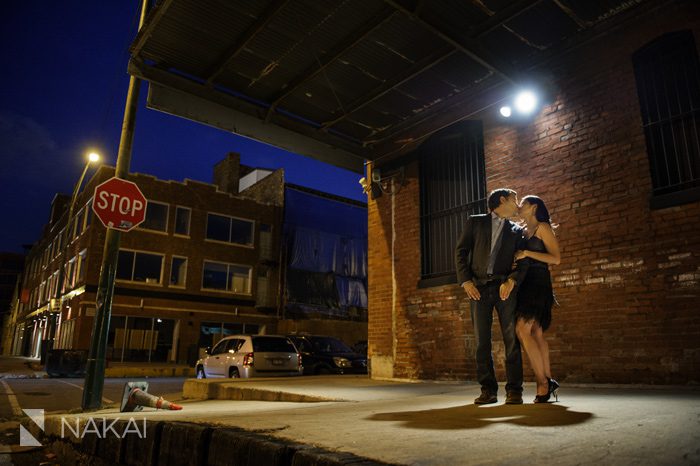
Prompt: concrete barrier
<box><xmin>123</xmin><ymin>420</ymin><xmax>163</xmax><ymax>466</ymax></box>
<box><xmin>95</xmin><ymin>419</ymin><xmax>127</xmax><ymax>463</ymax></box>
<box><xmin>36</xmin><ymin>416</ymin><xmax>395</xmax><ymax>466</ymax></box>
<box><xmin>159</xmin><ymin>422</ymin><xmax>212</xmax><ymax>466</ymax></box>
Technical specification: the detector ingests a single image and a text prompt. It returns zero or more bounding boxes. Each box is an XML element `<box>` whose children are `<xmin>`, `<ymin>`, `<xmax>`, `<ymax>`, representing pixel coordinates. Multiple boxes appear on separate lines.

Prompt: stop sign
<box><xmin>92</xmin><ymin>177</ymin><xmax>148</xmax><ymax>232</ymax></box>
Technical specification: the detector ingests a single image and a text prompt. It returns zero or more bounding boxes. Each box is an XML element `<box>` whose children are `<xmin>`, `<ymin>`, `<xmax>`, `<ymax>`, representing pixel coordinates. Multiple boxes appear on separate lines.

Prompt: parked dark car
<box><xmin>287</xmin><ymin>335</ymin><xmax>368</xmax><ymax>375</ymax></box>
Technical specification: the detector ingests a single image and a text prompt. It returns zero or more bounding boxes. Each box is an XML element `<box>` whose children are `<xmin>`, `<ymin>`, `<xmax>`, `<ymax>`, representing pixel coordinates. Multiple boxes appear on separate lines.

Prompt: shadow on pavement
<box><xmin>367</xmin><ymin>403</ymin><xmax>594</xmax><ymax>429</ymax></box>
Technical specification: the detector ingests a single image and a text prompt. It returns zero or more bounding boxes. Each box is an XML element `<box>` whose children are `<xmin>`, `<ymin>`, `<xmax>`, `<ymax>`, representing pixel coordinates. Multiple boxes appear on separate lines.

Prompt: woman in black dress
<box><xmin>514</xmin><ymin>195</ymin><xmax>561</xmax><ymax>403</ymax></box>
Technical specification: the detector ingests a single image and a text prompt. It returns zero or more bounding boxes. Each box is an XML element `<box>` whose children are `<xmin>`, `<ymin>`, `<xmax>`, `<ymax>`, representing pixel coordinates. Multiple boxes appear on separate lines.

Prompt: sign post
<box><xmin>82</xmin><ymin>178</ymin><xmax>148</xmax><ymax>411</ymax></box>
<box><xmin>82</xmin><ymin>0</ymin><xmax>150</xmax><ymax>411</ymax></box>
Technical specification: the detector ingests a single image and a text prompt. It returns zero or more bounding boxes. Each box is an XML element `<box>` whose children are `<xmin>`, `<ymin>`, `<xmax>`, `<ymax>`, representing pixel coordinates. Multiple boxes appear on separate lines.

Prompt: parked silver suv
<box><xmin>195</xmin><ymin>335</ymin><xmax>302</xmax><ymax>379</ymax></box>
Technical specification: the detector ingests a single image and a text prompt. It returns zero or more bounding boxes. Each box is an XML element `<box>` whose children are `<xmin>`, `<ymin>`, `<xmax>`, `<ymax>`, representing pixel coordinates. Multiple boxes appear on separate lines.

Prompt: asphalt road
<box><xmin>0</xmin><ymin>377</ymin><xmax>186</xmax><ymax>419</ymax></box>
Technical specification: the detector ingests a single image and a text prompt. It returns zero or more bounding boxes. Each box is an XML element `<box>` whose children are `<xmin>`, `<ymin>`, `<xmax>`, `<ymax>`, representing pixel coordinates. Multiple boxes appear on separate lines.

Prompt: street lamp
<box><xmin>55</xmin><ymin>150</ymin><xmax>101</xmax><ymax>300</ymax></box>
<box><xmin>48</xmin><ymin>152</ymin><xmax>101</xmax><ymax>360</ymax></box>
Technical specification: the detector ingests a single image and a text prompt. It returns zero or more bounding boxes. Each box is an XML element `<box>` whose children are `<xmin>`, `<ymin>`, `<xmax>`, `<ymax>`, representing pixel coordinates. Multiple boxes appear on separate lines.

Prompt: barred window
<box><xmin>633</xmin><ymin>30</ymin><xmax>700</xmax><ymax>208</ymax></box>
<box><xmin>419</xmin><ymin>121</ymin><xmax>487</xmax><ymax>282</ymax></box>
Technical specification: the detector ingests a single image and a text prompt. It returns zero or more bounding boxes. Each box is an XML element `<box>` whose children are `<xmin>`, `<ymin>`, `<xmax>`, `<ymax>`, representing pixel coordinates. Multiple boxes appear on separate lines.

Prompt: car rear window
<box><xmin>252</xmin><ymin>336</ymin><xmax>296</xmax><ymax>353</ymax></box>
<box><xmin>310</xmin><ymin>337</ymin><xmax>352</xmax><ymax>353</ymax></box>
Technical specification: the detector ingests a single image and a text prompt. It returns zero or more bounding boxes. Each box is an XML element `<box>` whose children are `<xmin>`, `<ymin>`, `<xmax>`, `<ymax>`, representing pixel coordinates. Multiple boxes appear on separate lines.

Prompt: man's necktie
<box><xmin>487</xmin><ymin>219</ymin><xmax>504</xmax><ymax>275</ymax></box>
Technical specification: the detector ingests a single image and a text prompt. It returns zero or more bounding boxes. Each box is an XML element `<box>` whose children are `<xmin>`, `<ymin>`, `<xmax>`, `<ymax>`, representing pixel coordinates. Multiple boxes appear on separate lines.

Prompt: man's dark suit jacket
<box><xmin>455</xmin><ymin>214</ymin><xmax>528</xmax><ymax>286</ymax></box>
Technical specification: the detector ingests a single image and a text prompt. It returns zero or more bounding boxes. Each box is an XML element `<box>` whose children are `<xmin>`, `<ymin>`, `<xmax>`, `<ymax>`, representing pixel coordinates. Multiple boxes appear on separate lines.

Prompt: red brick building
<box><xmin>368</xmin><ymin>2</ymin><xmax>700</xmax><ymax>384</ymax></box>
<box><xmin>12</xmin><ymin>152</ymin><xmax>369</xmax><ymax>365</ymax></box>
<box><xmin>15</xmin><ymin>154</ymin><xmax>283</xmax><ymax>364</ymax></box>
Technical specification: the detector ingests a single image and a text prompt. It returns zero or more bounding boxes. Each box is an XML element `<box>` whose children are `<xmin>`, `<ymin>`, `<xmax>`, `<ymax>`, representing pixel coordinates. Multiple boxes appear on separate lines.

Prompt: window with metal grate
<box><xmin>419</xmin><ymin>121</ymin><xmax>487</xmax><ymax>282</ymax></box>
<box><xmin>633</xmin><ymin>30</ymin><xmax>700</xmax><ymax>208</ymax></box>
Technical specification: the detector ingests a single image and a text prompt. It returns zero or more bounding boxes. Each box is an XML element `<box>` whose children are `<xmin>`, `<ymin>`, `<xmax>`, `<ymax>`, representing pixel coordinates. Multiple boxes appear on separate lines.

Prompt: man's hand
<box><xmin>462</xmin><ymin>281</ymin><xmax>481</xmax><ymax>300</ymax></box>
<box><xmin>499</xmin><ymin>278</ymin><xmax>515</xmax><ymax>301</ymax></box>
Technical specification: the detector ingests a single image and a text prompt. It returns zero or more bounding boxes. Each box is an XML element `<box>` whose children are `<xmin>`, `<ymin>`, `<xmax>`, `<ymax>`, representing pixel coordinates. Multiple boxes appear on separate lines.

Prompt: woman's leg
<box><xmin>516</xmin><ymin>318</ymin><xmax>548</xmax><ymax>395</ymax></box>
<box><xmin>532</xmin><ymin>324</ymin><xmax>551</xmax><ymax>379</ymax></box>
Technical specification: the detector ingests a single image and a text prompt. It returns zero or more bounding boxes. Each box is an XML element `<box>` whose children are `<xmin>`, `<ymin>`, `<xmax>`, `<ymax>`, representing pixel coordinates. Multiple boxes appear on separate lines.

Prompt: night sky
<box><xmin>0</xmin><ymin>2</ymin><xmax>366</xmax><ymax>254</ymax></box>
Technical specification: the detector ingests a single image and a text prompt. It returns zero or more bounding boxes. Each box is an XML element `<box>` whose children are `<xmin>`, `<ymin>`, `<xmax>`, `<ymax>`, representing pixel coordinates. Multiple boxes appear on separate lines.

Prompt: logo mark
<box><xmin>20</xmin><ymin>409</ymin><xmax>44</xmax><ymax>447</ymax></box>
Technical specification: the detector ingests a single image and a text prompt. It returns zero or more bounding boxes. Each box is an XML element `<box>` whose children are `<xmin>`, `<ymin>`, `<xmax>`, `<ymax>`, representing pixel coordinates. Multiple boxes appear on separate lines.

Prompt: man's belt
<box><xmin>475</xmin><ymin>274</ymin><xmax>508</xmax><ymax>286</ymax></box>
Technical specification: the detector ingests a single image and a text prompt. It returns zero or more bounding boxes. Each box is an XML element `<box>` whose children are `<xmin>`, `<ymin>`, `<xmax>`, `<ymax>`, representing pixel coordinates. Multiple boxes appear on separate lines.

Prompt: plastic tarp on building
<box><xmin>284</xmin><ymin>187</ymin><xmax>367</xmax><ymax>312</ymax></box>
<box><xmin>288</xmin><ymin>228</ymin><xmax>367</xmax><ymax>278</ymax></box>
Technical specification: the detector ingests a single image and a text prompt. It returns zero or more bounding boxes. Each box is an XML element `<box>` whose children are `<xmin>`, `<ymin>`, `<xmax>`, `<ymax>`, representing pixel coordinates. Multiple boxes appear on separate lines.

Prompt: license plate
<box><xmin>271</xmin><ymin>358</ymin><xmax>284</xmax><ymax>366</ymax></box>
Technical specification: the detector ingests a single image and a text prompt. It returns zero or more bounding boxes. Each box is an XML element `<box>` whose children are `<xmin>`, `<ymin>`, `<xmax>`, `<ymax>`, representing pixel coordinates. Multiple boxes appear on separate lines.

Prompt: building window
<box><xmin>419</xmin><ymin>121</ymin><xmax>487</xmax><ymax>281</ymax></box>
<box><xmin>202</xmin><ymin>261</ymin><xmax>251</xmax><ymax>294</ymax></box>
<box><xmin>174</xmin><ymin>206</ymin><xmax>191</xmax><ymax>236</ymax></box>
<box><xmin>140</xmin><ymin>201</ymin><xmax>169</xmax><ymax>232</ymax></box>
<box><xmin>66</xmin><ymin>256</ymin><xmax>77</xmax><ymax>290</ymax></box>
<box><xmin>170</xmin><ymin>256</ymin><xmax>187</xmax><ymax>287</ymax></box>
<box><xmin>39</xmin><ymin>281</ymin><xmax>46</xmax><ymax>304</ymax></box>
<box><xmin>206</xmin><ymin>213</ymin><xmax>254</xmax><ymax>246</ymax></box>
<box><xmin>50</xmin><ymin>270</ymin><xmax>59</xmax><ymax>298</ymax></box>
<box><xmin>116</xmin><ymin>250</ymin><xmax>164</xmax><ymax>284</ymax></box>
<box><xmin>57</xmin><ymin>228</ymin><xmax>64</xmax><ymax>251</ymax></box>
<box><xmin>74</xmin><ymin>208</ymin><xmax>85</xmax><ymax>239</ymax></box>
<box><xmin>633</xmin><ymin>30</ymin><xmax>700</xmax><ymax>208</ymax></box>
<box><xmin>77</xmin><ymin>249</ymin><xmax>88</xmax><ymax>283</ymax></box>
<box><xmin>85</xmin><ymin>199</ymin><xmax>92</xmax><ymax>227</ymax></box>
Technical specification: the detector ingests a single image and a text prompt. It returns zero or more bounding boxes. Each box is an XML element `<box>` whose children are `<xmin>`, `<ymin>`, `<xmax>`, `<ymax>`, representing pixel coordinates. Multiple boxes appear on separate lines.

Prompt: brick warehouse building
<box><xmin>122</xmin><ymin>0</ymin><xmax>698</xmax><ymax>384</ymax></box>
<box><xmin>10</xmin><ymin>153</ymin><xmax>368</xmax><ymax>364</ymax></box>
<box><xmin>13</xmin><ymin>155</ymin><xmax>283</xmax><ymax>364</ymax></box>
<box><xmin>368</xmin><ymin>3</ymin><xmax>700</xmax><ymax>384</ymax></box>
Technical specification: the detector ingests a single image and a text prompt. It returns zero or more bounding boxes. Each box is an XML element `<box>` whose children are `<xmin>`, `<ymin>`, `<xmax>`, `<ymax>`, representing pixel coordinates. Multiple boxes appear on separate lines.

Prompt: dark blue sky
<box><xmin>0</xmin><ymin>2</ymin><xmax>366</xmax><ymax>253</ymax></box>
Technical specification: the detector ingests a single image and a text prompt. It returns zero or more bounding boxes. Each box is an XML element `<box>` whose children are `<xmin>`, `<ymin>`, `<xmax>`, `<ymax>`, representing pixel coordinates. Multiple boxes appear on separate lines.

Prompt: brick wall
<box><xmin>368</xmin><ymin>3</ymin><xmax>700</xmax><ymax>384</ymax></box>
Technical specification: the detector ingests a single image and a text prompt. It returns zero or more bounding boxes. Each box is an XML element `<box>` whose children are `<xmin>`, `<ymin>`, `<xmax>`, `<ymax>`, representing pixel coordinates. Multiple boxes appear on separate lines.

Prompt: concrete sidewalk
<box><xmin>33</xmin><ymin>376</ymin><xmax>700</xmax><ymax>465</ymax></box>
<box><xmin>0</xmin><ymin>356</ymin><xmax>45</xmax><ymax>379</ymax></box>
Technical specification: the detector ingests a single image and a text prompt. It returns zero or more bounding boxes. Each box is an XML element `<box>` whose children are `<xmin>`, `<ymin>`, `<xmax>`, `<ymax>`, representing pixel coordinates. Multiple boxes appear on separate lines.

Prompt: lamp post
<box><xmin>48</xmin><ymin>152</ymin><xmax>100</xmax><ymax>361</ymax></box>
<box><xmin>54</xmin><ymin>151</ymin><xmax>101</xmax><ymax>304</ymax></box>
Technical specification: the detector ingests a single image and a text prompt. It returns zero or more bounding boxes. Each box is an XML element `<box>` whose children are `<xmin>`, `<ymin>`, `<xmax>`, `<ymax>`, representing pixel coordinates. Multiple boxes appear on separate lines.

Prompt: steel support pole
<box><xmin>82</xmin><ymin>0</ymin><xmax>150</xmax><ymax>410</ymax></box>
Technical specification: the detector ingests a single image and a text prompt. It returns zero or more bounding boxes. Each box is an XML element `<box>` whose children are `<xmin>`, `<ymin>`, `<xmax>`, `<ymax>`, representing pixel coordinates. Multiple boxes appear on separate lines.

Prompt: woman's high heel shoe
<box><xmin>534</xmin><ymin>380</ymin><xmax>551</xmax><ymax>403</ymax></box>
<box><xmin>547</xmin><ymin>378</ymin><xmax>560</xmax><ymax>402</ymax></box>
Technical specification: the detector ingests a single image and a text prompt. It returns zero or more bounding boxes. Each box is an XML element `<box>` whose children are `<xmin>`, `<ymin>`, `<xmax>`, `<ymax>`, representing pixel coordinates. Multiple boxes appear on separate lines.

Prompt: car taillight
<box><xmin>243</xmin><ymin>352</ymin><xmax>254</xmax><ymax>367</ymax></box>
<box><xmin>298</xmin><ymin>353</ymin><xmax>302</xmax><ymax>368</ymax></box>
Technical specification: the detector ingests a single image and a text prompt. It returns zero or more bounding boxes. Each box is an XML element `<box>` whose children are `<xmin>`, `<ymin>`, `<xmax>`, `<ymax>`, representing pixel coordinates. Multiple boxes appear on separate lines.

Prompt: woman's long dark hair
<box><xmin>521</xmin><ymin>195</ymin><xmax>554</xmax><ymax>225</ymax></box>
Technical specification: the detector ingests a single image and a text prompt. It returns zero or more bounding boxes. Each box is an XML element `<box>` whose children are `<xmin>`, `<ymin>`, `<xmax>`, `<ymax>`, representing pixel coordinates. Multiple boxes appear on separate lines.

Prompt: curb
<box><xmin>36</xmin><ymin>418</ymin><xmax>397</xmax><ymax>466</ymax></box>
<box><xmin>183</xmin><ymin>379</ymin><xmax>345</xmax><ymax>402</ymax></box>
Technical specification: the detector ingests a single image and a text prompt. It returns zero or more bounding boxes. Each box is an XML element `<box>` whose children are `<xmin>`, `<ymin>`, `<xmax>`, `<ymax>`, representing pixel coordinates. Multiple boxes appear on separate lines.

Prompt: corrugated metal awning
<box><xmin>129</xmin><ymin>0</ymin><xmax>666</xmax><ymax>172</ymax></box>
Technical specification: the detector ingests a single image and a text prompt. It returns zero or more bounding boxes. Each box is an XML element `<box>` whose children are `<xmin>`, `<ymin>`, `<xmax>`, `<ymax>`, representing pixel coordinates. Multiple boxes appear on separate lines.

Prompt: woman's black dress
<box><xmin>515</xmin><ymin>232</ymin><xmax>555</xmax><ymax>331</ymax></box>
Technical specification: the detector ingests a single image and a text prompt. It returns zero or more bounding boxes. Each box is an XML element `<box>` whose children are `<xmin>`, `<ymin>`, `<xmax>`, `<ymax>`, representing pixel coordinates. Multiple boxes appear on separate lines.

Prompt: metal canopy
<box><xmin>129</xmin><ymin>0</ymin><xmax>663</xmax><ymax>172</ymax></box>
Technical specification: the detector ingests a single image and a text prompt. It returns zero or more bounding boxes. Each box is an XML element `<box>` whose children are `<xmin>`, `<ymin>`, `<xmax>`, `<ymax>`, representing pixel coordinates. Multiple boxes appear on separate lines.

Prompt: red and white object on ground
<box><xmin>120</xmin><ymin>381</ymin><xmax>183</xmax><ymax>412</ymax></box>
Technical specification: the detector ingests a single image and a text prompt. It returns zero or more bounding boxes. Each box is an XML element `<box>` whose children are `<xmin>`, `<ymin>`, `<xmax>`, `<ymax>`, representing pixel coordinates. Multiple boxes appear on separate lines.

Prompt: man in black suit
<box><xmin>455</xmin><ymin>188</ymin><xmax>529</xmax><ymax>405</ymax></box>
